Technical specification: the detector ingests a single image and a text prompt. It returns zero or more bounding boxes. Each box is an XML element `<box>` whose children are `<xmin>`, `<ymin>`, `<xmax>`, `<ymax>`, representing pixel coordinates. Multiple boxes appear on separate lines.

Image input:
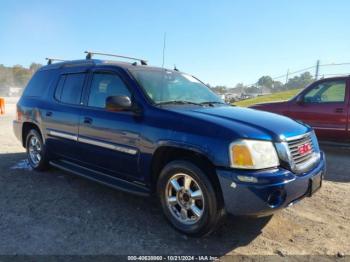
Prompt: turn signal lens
<box><xmin>232</xmin><ymin>145</ymin><xmax>253</xmax><ymax>167</ymax></box>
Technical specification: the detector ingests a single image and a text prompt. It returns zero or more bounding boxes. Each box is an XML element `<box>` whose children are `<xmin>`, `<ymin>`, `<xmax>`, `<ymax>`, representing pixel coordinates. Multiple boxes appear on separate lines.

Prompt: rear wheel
<box><xmin>26</xmin><ymin>129</ymin><xmax>49</xmax><ymax>171</ymax></box>
<box><xmin>157</xmin><ymin>160</ymin><xmax>224</xmax><ymax>236</ymax></box>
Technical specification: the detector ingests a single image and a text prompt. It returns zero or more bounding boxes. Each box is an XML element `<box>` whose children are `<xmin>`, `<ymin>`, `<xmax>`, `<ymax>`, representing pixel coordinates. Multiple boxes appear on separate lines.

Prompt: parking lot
<box><xmin>0</xmin><ymin>98</ymin><xmax>349</xmax><ymax>258</ymax></box>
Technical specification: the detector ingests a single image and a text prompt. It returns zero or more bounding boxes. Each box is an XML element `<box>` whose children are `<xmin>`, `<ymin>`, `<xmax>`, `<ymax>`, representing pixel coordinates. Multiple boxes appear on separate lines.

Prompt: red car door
<box><xmin>287</xmin><ymin>78</ymin><xmax>349</xmax><ymax>141</ymax></box>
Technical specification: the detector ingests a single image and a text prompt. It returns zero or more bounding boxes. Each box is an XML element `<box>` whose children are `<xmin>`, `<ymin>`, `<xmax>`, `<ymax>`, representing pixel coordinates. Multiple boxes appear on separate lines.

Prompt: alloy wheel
<box><xmin>165</xmin><ymin>173</ymin><xmax>205</xmax><ymax>225</ymax></box>
<box><xmin>28</xmin><ymin>135</ymin><xmax>42</xmax><ymax>166</ymax></box>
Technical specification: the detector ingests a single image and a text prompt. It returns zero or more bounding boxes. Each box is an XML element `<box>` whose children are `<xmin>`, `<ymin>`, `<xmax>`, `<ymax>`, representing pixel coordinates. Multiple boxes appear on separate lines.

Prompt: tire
<box><xmin>25</xmin><ymin>129</ymin><xmax>49</xmax><ymax>171</ymax></box>
<box><xmin>157</xmin><ymin>160</ymin><xmax>224</xmax><ymax>236</ymax></box>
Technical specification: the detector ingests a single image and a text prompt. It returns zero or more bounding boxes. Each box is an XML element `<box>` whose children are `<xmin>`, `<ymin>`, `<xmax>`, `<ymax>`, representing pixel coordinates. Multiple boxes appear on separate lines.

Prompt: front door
<box><xmin>77</xmin><ymin>69</ymin><xmax>141</xmax><ymax>180</ymax></box>
<box><xmin>288</xmin><ymin>78</ymin><xmax>349</xmax><ymax>140</ymax></box>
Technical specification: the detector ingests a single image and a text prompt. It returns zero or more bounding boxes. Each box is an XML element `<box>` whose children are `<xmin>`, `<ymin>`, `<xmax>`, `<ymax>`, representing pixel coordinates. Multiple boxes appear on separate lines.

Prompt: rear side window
<box><xmin>23</xmin><ymin>70</ymin><xmax>54</xmax><ymax>97</ymax></box>
<box><xmin>55</xmin><ymin>73</ymin><xmax>86</xmax><ymax>105</ymax></box>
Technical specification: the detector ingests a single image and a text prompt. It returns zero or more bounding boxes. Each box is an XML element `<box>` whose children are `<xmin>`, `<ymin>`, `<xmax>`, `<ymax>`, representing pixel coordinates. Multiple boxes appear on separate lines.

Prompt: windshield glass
<box><xmin>130</xmin><ymin>69</ymin><xmax>224</xmax><ymax>105</ymax></box>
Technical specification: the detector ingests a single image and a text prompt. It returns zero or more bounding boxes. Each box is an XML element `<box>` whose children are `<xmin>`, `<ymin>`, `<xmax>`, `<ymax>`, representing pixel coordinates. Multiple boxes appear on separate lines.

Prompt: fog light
<box><xmin>267</xmin><ymin>190</ymin><xmax>286</xmax><ymax>208</ymax></box>
<box><xmin>237</xmin><ymin>175</ymin><xmax>258</xmax><ymax>183</ymax></box>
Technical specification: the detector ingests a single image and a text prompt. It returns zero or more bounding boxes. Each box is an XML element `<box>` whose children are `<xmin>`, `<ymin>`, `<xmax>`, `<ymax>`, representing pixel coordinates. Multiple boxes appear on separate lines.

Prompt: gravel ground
<box><xmin>0</xmin><ymin>98</ymin><xmax>349</xmax><ymax>259</ymax></box>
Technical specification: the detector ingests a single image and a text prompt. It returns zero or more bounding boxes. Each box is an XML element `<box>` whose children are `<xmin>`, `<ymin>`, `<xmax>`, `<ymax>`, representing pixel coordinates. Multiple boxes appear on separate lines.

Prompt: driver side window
<box><xmin>304</xmin><ymin>80</ymin><xmax>346</xmax><ymax>103</ymax></box>
<box><xmin>88</xmin><ymin>73</ymin><xmax>131</xmax><ymax>108</ymax></box>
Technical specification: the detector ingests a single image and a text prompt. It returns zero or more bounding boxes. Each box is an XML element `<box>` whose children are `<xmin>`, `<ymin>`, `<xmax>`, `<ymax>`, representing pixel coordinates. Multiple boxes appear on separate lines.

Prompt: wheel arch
<box><xmin>150</xmin><ymin>144</ymin><xmax>224</xmax><ymax>205</ymax></box>
<box><xmin>22</xmin><ymin>122</ymin><xmax>42</xmax><ymax>148</ymax></box>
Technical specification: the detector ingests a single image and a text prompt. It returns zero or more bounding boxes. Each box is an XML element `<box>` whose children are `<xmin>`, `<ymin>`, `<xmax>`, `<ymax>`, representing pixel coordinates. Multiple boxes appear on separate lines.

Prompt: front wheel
<box><xmin>157</xmin><ymin>160</ymin><xmax>224</xmax><ymax>236</ymax></box>
<box><xmin>26</xmin><ymin>129</ymin><xmax>49</xmax><ymax>171</ymax></box>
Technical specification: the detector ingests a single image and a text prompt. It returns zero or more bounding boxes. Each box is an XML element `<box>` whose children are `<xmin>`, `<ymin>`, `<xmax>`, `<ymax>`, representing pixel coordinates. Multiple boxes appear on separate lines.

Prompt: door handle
<box><xmin>335</xmin><ymin>108</ymin><xmax>344</xmax><ymax>113</ymax></box>
<box><xmin>83</xmin><ymin>117</ymin><xmax>93</xmax><ymax>125</ymax></box>
<box><xmin>46</xmin><ymin>111</ymin><xmax>53</xmax><ymax>117</ymax></box>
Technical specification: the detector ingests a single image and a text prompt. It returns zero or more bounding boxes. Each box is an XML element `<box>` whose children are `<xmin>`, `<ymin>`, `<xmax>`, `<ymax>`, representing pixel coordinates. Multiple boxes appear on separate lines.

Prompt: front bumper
<box><xmin>217</xmin><ymin>151</ymin><xmax>326</xmax><ymax>216</ymax></box>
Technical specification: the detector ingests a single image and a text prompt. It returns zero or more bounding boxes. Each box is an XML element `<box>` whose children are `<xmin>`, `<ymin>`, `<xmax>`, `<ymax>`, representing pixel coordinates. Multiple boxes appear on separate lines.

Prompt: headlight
<box><xmin>229</xmin><ymin>140</ymin><xmax>279</xmax><ymax>169</ymax></box>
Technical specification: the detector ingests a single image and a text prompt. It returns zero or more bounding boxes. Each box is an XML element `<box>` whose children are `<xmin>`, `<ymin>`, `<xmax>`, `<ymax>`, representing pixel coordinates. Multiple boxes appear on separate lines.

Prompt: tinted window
<box><xmin>304</xmin><ymin>80</ymin><xmax>346</xmax><ymax>103</ymax></box>
<box><xmin>58</xmin><ymin>73</ymin><xmax>86</xmax><ymax>105</ymax></box>
<box><xmin>23</xmin><ymin>70</ymin><xmax>54</xmax><ymax>97</ymax></box>
<box><xmin>88</xmin><ymin>73</ymin><xmax>131</xmax><ymax>108</ymax></box>
<box><xmin>54</xmin><ymin>75</ymin><xmax>66</xmax><ymax>101</ymax></box>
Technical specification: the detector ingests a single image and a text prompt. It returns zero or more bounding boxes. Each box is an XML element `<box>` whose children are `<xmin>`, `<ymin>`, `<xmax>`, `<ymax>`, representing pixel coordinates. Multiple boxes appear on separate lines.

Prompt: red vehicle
<box><xmin>250</xmin><ymin>77</ymin><xmax>350</xmax><ymax>142</ymax></box>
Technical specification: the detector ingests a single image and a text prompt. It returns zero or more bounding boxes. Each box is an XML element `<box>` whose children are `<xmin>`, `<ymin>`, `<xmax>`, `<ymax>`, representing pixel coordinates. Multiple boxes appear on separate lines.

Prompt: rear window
<box><xmin>23</xmin><ymin>70</ymin><xmax>54</xmax><ymax>97</ymax></box>
<box><xmin>54</xmin><ymin>73</ymin><xmax>86</xmax><ymax>105</ymax></box>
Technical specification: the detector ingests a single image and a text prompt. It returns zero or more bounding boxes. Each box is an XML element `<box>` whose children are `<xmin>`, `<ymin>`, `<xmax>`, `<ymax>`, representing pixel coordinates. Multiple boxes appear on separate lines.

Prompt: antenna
<box><xmin>84</xmin><ymin>51</ymin><xmax>148</xmax><ymax>65</ymax></box>
<box><xmin>45</xmin><ymin>58</ymin><xmax>67</xmax><ymax>65</ymax></box>
<box><xmin>162</xmin><ymin>32</ymin><xmax>166</xmax><ymax>68</ymax></box>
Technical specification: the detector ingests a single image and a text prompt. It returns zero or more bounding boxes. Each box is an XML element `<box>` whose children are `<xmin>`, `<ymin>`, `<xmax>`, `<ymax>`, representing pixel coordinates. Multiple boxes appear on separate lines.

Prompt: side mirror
<box><xmin>106</xmin><ymin>96</ymin><xmax>132</xmax><ymax>111</ymax></box>
<box><xmin>296</xmin><ymin>95</ymin><xmax>304</xmax><ymax>105</ymax></box>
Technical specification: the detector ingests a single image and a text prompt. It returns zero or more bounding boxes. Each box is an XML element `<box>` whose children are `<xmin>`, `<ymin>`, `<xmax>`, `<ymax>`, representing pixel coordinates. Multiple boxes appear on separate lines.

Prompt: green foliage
<box><xmin>257</xmin><ymin>75</ymin><xmax>273</xmax><ymax>89</ymax></box>
<box><xmin>234</xmin><ymin>89</ymin><xmax>301</xmax><ymax>107</ymax></box>
<box><xmin>0</xmin><ymin>63</ymin><xmax>42</xmax><ymax>90</ymax></box>
<box><xmin>210</xmin><ymin>85</ymin><xmax>226</xmax><ymax>94</ymax></box>
<box><xmin>285</xmin><ymin>72</ymin><xmax>313</xmax><ymax>90</ymax></box>
<box><xmin>211</xmin><ymin>71</ymin><xmax>314</xmax><ymax>95</ymax></box>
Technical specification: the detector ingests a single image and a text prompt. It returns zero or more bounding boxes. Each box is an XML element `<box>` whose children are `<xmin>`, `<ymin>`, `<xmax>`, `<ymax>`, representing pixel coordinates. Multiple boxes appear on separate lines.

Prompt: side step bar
<box><xmin>49</xmin><ymin>160</ymin><xmax>150</xmax><ymax>197</ymax></box>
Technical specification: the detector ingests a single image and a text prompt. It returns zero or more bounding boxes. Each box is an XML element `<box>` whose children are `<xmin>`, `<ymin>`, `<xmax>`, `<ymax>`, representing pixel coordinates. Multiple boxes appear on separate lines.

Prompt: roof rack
<box><xmin>84</xmin><ymin>51</ymin><xmax>148</xmax><ymax>65</ymax></box>
<box><xmin>45</xmin><ymin>57</ymin><xmax>67</xmax><ymax>65</ymax></box>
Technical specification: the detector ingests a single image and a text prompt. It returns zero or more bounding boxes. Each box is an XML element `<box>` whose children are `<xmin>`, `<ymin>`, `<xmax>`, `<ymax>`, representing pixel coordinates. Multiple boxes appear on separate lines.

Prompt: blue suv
<box><xmin>13</xmin><ymin>52</ymin><xmax>326</xmax><ymax>236</ymax></box>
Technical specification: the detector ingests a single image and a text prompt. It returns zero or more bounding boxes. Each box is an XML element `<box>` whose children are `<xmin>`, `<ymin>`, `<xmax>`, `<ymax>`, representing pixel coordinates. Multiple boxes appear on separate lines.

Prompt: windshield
<box><xmin>130</xmin><ymin>69</ymin><xmax>224</xmax><ymax>105</ymax></box>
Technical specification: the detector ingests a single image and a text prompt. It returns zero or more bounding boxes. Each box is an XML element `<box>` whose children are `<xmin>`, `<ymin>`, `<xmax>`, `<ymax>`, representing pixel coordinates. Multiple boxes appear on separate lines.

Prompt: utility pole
<box><xmin>285</xmin><ymin>69</ymin><xmax>289</xmax><ymax>84</ymax></box>
<box><xmin>315</xmin><ymin>60</ymin><xmax>320</xmax><ymax>80</ymax></box>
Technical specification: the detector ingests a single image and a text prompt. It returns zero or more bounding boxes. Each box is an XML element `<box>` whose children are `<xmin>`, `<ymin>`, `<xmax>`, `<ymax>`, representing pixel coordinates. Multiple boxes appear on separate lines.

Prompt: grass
<box><xmin>234</xmin><ymin>89</ymin><xmax>302</xmax><ymax>107</ymax></box>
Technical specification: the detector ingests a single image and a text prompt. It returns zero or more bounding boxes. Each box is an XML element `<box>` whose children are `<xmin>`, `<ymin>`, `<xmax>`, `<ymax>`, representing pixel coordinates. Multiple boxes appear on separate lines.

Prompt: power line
<box><xmin>320</xmin><ymin>62</ymin><xmax>350</xmax><ymax>67</ymax></box>
<box><xmin>246</xmin><ymin>61</ymin><xmax>350</xmax><ymax>87</ymax></box>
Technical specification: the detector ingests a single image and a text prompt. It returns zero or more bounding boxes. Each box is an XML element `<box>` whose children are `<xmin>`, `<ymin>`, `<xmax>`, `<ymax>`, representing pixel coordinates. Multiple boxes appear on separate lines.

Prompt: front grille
<box><xmin>287</xmin><ymin>133</ymin><xmax>315</xmax><ymax>169</ymax></box>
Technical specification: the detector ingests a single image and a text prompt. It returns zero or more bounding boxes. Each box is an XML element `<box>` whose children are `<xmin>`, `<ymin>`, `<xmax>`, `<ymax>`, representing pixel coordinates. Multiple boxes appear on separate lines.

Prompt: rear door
<box><xmin>77</xmin><ymin>67</ymin><xmax>140</xmax><ymax>180</ymax></box>
<box><xmin>44</xmin><ymin>71</ymin><xmax>87</xmax><ymax>160</ymax></box>
<box><xmin>288</xmin><ymin>78</ymin><xmax>349</xmax><ymax>140</ymax></box>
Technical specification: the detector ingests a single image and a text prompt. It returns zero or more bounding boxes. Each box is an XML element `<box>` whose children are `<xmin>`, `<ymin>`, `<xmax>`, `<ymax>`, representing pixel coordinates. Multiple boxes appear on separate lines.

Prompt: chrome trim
<box><xmin>283</xmin><ymin>131</ymin><xmax>320</xmax><ymax>174</ymax></box>
<box><xmin>274</xmin><ymin>141</ymin><xmax>292</xmax><ymax>164</ymax></box>
<box><xmin>48</xmin><ymin>130</ymin><xmax>137</xmax><ymax>155</ymax></box>
<box><xmin>313</xmin><ymin>126</ymin><xmax>346</xmax><ymax>131</ymax></box>
<box><xmin>78</xmin><ymin>137</ymin><xmax>137</xmax><ymax>155</ymax></box>
<box><xmin>48</xmin><ymin>130</ymin><xmax>78</xmax><ymax>141</ymax></box>
<box><xmin>284</xmin><ymin>132</ymin><xmax>310</xmax><ymax>142</ymax></box>
<box><xmin>292</xmin><ymin>153</ymin><xmax>320</xmax><ymax>173</ymax></box>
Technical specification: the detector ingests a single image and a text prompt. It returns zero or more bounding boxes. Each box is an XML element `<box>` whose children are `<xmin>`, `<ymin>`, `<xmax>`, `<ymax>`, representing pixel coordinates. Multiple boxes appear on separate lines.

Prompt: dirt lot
<box><xmin>0</xmin><ymin>98</ymin><xmax>349</xmax><ymax>259</ymax></box>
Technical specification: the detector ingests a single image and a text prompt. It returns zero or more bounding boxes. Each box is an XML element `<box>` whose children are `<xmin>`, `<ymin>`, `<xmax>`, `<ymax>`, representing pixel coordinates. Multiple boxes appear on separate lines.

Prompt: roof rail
<box><xmin>84</xmin><ymin>51</ymin><xmax>148</xmax><ymax>65</ymax></box>
<box><xmin>45</xmin><ymin>57</ymin><xmax>67</xmax><ymax>65</ymax></box>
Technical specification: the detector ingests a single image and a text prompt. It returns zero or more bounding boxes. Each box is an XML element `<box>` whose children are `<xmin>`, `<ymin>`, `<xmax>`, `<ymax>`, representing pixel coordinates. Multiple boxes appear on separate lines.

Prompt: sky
<box><xmin>1</xmin><ymin>0</ymin><xmax>350</xmax><ymax>86</ymax></box>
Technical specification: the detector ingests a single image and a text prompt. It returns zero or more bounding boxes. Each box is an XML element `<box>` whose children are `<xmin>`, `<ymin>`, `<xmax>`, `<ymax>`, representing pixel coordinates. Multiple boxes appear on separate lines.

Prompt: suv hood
<box><xmin>168</xmin><ymin>105</ymin><xmax>310</xmax><ymax>141</ymax></box>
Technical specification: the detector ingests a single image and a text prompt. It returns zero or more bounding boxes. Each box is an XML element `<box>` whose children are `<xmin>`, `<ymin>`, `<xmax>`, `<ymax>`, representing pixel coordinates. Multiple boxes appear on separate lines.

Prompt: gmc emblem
<box><xmin>298</xmin><ymin>143</ymin><xmax>312</xmax><ymax>155</ymax></box>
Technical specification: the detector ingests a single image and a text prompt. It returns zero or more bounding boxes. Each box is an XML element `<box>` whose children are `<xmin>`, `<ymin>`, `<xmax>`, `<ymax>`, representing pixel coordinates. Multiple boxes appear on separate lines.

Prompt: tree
<box><xmin>0</xmin><ymin>63</ymin><xmax>40</xmax><ymax>89</ymax></box>
<box><xmin>12</xmin><ymin>65</ymin><xmax>32</xmax><ymax>87</ymax></box>
<box><xmin>29</xmin><ymin>63</ymin><xmax>42</xmax><ymax>73</ymax></box>
<box><xmin>257</xmin><ymin>76</ymin><xmax>273</xmax><ymax>89</ymax></box>
<box><xmin>245</xmin><ymin>85</ymin><xmax>259</xmax><ymax>94</ymax></box>
<box><xmin>210</xmin><ymin>85</ymin><xmax>227</xmax><ymax>94</ymax></box>
<box><xmin>285</xmin><ymin>72</ymin><xmax>314</xmax><ymax>90</ymax></box>
<box><xmin>272</xmin><ymin>80</ymin><xmax>284</xmax><ymax>91</ymax></box>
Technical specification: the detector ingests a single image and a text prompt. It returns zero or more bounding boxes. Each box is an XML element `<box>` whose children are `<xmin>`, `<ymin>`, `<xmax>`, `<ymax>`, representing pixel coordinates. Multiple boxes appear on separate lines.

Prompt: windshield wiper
<box><xmin>155</xmin><ymin>100</ymin><xmax>203</xmax><ymax>106</ymax></box>
<box><xmin>200</xmin><ymin>101</ymin><xmax>227</xmax><ymax>106</ymax></box>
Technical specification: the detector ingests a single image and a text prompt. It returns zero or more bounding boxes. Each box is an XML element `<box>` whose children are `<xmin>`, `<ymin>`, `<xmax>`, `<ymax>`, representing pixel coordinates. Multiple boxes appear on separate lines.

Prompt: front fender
<box><xmin>155</xmin><ymin>140</ymin><xmax>216</xmax><ymax>165</ymax></box>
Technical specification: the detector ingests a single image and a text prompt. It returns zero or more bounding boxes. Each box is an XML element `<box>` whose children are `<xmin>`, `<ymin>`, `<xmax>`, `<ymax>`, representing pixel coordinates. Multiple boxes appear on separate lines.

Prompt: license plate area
<box><xmin>309</xmin><ymin>172</ymin><xmax>322</xmax><ymax>196</ymax></box>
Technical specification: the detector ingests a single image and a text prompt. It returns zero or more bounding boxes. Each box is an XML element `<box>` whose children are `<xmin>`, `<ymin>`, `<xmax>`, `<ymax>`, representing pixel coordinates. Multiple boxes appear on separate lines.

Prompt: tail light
<box><xmin>16</xmin><ymin>107</ymin><xmax>22</xmax><ymax>121</ymax></box>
